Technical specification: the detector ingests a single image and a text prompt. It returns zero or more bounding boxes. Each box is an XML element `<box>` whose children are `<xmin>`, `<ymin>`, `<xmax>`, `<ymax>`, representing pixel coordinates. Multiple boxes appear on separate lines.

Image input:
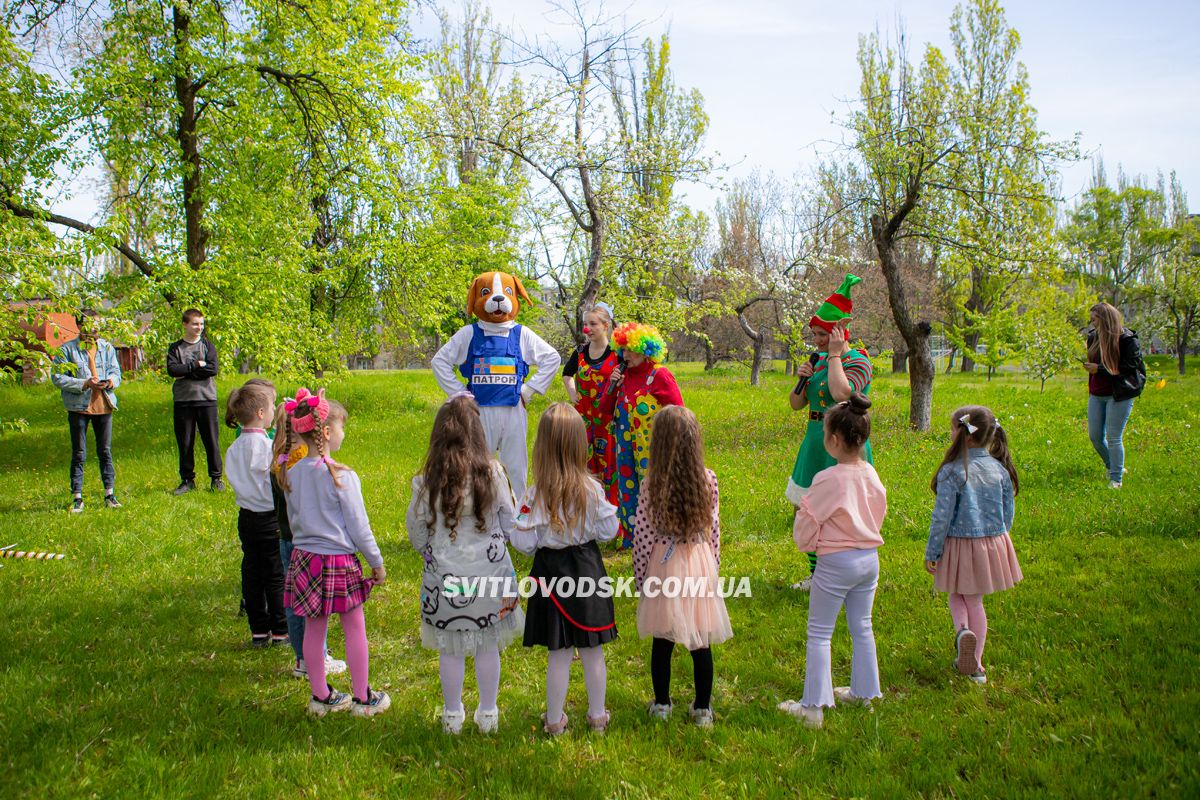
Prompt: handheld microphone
<box><xmin>605</xmin><ymin>351</ymin><xmax>627</xmax><ymax>396</ymax></box>
<box><xmin>793</xmin><ymin>351</ymin><xmax>820</xmax><ymax>396</ymax></box>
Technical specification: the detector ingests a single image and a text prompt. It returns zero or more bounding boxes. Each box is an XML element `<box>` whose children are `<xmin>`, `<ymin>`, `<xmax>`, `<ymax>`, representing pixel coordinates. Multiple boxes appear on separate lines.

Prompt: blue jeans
<box><xmin>279</xmin><ymin>539</ymin><xmax>306</xmax><ymax>660</ymax></box>
<box><xmin>68</xmin><ymin>412</ymin><xmax>114</xmax><ymax>494</ymax></box>
<box><xmin>1088</xmin><ymin>395</ymin><xmax>1134</xmax><ymax>482</ymax></box>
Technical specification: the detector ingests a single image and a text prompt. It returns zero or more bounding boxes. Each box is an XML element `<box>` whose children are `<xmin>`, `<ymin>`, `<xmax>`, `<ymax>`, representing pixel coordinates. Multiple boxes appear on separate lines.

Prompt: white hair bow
<box><xmin>959</xmin><ymin>414</ymin><xmax>978</xmax><ymax>435</ymax></box>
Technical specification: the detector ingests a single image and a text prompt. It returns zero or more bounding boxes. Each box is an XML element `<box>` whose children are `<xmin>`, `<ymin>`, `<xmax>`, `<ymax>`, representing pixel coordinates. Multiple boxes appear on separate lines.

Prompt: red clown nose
<box><xmin>582</xmin><ymin>326</ymin><xmax>591</xmax><ymax>335</ymax></box>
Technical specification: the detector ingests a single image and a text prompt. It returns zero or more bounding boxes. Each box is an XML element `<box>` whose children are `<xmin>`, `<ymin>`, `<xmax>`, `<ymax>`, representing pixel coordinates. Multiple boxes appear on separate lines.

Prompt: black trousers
<box><xmin>237</xmin><ymin>509</ymin><xmax>287</xmax><ymax>636</ymax></box>
<box><xmin>174</xmin><ymin>403</ymin><xmax>222</xmax><ymax>481</ymax></box>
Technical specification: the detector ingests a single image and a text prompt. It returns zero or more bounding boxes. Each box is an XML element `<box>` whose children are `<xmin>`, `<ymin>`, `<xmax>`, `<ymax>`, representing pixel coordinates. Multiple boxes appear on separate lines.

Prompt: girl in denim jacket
<box><xmin>925</xmin><ymin>406</ymin><xmax>1023</xmax><ymax>684</ymax></box>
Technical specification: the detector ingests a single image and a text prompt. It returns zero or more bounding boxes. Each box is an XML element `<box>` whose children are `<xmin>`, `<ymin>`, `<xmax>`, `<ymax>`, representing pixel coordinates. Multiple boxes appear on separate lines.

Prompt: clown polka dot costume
<box><xmin>598</xmin><ymin>323</ymin><xmax>683</xmax><ymax>548</ymax></box>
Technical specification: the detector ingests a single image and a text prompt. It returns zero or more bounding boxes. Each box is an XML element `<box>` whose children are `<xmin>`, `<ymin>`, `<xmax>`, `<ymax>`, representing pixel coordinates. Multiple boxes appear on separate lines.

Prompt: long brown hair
<box><xmin>531</xmin><ymin>403</ymin><xmax>594</xmax><ymax>540</ymax></box>
<box><xmin>285</xmin><ymin>396</ymin><xmax>348</xmax><ymax>490</ymax></box>
<box><xmin>270</xmin><ymin>401</ymin><xmax>303</xmax><ymax>481</ymax></box>
<box><xmin>929</xmin><ymin>405</ymin><xmax>1019</xmax><ymax>496</ymax></box>
<box><xmin>1088</xmin><ymin>302</ymin><xmax>1123</xmax><ymax>375</ymax></box>
<box><xmin>644</xmin><ymin>406</ymin><xmax>713</xmax><ymax>543</ymax></box>
<box><xmin>419</xmin><ymin>395</ymin><xmax>496</xmax><ymax>538</ymax></box>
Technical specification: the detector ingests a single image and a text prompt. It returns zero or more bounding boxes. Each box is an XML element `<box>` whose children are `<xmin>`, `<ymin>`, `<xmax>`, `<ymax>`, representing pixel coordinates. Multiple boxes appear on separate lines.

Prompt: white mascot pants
<box><xmin>479</xmin><ymin>404</ymin><xmax>528</xmax><ymax>503</ymax></box>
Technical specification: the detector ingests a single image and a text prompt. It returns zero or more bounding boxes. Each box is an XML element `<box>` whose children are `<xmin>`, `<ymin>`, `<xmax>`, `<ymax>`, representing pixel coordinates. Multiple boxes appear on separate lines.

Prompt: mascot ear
<box><xmin>467</xmin><ymin>274</ymin><xmax>486</xmax><ymax>317</ymax></box>
<box><xmin>511</xmin><ymin>273</ymin><xmax>534</xmax><ymax>307</ymax></box>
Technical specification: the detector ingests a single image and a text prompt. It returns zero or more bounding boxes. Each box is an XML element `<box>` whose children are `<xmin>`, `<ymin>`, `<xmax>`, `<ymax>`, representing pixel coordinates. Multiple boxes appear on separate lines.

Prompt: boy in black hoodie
<box><xmin>167</xmin><ymin>309</ymin><xmax>224</xmax><ymax>493</ymax></box>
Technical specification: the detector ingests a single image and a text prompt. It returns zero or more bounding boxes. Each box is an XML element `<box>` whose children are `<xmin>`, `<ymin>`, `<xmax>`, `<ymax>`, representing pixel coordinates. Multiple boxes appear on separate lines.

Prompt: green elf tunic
<box><xmin>784</xmin><ymin>349</ymin><xmax>874</xmax><ymax>507</ymax></box>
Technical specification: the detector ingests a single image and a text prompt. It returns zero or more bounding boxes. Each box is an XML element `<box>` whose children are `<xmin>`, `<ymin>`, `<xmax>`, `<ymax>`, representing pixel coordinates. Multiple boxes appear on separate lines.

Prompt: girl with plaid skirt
<box><xmin>280</xmin><ymin>388</ymin><xmax>390</xmax><ymax>717</ymax></box>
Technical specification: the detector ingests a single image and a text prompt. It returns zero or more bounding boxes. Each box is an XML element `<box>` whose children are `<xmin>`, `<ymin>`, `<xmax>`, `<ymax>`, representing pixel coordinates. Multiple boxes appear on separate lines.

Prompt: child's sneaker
<box><xmin>250</xmin><ymin>634</ymin><xmax>270</xmax><ymax>649</ymax></box>
<box><xmin>307</xmin><ymin>685</ymin><xmax>351</xmax><ymax>716</ymax></box>
<box><xmin>586</xmin><ymin>710</ymin><xmax>611</xmax><ymax>733</ymax></box>
<box><xmin>777</xmin><ymin>700</ymin><xmax>823</xmax><ymax>729</ymax></box>
<box><xmin>968</xmin><ymin>671</ymin><xmax>988</xmax><ymax>685</ymax></box>
<box><xmin>441</xmin><ymin>706</ymin><xmax>466</xmax><ymax>735</ymax></box>
<box><xmin>688</xmin><ymin>702</ymin><xmax>714</xmax><ymax>729</ymax></box>
<box><xmin>542</xmin><ymin>712</ymin><xmax>568</xmax><ymax>736</ymax></box>
<box><xmin>646</xmin><ymin>701</ymin><xmax>673</xmax><ymax>721</ymax></box>
<box><xmin>790</xmin><ymin>578</ymin><xmax>812</xmax><ymax>591</ymax></box>
<box><xmin>833</xmin><ymin>686</ymin><xmax>872</xmax><ymax>707</ymax></box>
<box><xmin>292</xmin><ymin>659</ymin><xmax>307</xmax><ymax>678</ymax></box>
<box><xmin>270</xmin><ymin>633</ymin><xmax>289</xmax><ymax>647</ymax></box>
<box><xmin>473</xmin><ymin>706</ymin><xmax>499</xmax><ymax>734</ymax></box>
<box><xmin>955</xmin><ymin>628</ymin><xmax>978</xmax><ymax>675</ymax></box>
<box><xmin>104</xmin><ymin>493</ymin><xmax>122</xmax><ymax>509</ymax></box>
<box><xmin>351</xmin><ymin>688</ymin><xmax>391</xmax><ymax>718</ymax></box>
<box><xmin>324</xmin><ymin>655</ymin><xmax>347</xmax><ymax>676</ymax></box>
<box><xmin>1108</xmin><ymin>480</ymin><xmax>1122</xmax><ymax>489</ymax></box>
<box><xmin>70</xmin><ymin>497</ymin><xmax>84</xmax><ymax>513</ymax></box>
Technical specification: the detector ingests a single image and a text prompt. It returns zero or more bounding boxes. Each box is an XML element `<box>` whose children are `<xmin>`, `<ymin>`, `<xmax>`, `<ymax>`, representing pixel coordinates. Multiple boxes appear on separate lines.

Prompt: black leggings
<box><xmin>651</xmin><ymin>637</ymin><xmax>714</xmax><ymax>710</ymax></box>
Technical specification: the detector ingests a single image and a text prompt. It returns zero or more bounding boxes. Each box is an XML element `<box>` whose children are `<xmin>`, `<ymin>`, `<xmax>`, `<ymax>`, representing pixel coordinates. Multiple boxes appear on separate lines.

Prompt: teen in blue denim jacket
<box><xmin>50</xmin><ymin>311</ymin><xmax>122</xmax><ymax>512</ymax></box>
<box><xmin>923</xmin><ymin>406</ymin><xmax>1022</xmax><ymax>685</ymax></box>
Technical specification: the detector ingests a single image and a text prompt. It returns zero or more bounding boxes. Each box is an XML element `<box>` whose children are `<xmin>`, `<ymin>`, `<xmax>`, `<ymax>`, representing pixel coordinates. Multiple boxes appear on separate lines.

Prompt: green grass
<box><xmin>1</xmin><ymin>362</ymin><xmax>1198</xmax><ymax>799</ymax></box>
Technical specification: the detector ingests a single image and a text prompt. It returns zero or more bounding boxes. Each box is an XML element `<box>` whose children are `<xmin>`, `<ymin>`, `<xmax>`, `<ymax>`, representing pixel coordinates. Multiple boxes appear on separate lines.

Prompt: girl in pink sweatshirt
<box><xmin>778</xmin><ymin>392</ymin><xmax>886</xmax><ymax>729</ymax></box>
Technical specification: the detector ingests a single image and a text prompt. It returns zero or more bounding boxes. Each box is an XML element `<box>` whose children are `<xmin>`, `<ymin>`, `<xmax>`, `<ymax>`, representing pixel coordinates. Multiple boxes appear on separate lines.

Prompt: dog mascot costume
<box><xmin>431</xmin><ymin>271</ymin><xmax>561</xmax><ymax>501</ymax></box>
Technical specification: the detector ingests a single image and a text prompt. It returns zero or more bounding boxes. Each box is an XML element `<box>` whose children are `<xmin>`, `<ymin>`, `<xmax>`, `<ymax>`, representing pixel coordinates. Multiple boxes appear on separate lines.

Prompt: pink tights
<box><xmin>948</xmin><ymin>593</ymin><xmax>987</xmax><ymax>672</ymax></box>
<box><xmin>304</xmin><ymin>604</ymin><xmax>370</xmax><ymax>701</ymax></box>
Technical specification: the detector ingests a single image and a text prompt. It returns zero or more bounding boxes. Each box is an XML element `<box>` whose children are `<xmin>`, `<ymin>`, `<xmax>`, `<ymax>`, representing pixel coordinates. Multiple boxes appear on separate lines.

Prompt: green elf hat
<box><xmin>809</xmin><ymin>273</ymin><xmax>861</xmax><ymax>332</ymax></box>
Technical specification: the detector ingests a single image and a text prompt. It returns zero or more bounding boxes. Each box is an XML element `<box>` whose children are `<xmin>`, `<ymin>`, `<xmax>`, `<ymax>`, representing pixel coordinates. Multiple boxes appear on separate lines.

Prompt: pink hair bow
<box><xmin>288</xmin><ymin>387</ymin><xmax>329</xmax><ymax>434</ymax></box>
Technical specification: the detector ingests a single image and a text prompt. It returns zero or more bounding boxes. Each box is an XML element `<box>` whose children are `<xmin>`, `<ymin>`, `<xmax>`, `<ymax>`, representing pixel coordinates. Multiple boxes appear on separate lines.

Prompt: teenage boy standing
<box><xmin>167</xmin><ymin>309</ymin><xmax>224</xmax><ymax>494</ymax></box>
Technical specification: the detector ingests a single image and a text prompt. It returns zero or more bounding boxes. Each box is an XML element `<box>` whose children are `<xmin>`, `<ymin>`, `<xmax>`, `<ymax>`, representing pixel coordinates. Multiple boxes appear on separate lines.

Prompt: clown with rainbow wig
<box><xmin>599</xmin><ymin>322</ymin><xmax>684</xmax><ymax>548</ymax></box>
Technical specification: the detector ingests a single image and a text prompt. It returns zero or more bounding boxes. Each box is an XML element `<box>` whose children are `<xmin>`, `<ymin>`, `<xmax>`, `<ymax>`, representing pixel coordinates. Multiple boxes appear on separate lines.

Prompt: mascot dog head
<box><xmin>468</xmin><ymin>271</ymin><xmax>533</xmax><ymax>324</ymax></box>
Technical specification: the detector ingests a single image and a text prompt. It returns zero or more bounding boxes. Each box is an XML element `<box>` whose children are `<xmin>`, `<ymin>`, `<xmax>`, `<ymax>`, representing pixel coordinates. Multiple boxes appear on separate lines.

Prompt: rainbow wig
<box><xmin>613</xmin><ymin>322</ymin><xmax>667</xmax><ymax>362</ymax></box>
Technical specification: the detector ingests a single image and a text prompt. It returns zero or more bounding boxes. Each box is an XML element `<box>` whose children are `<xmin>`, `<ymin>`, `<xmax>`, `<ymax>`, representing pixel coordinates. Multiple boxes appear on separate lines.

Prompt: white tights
<box><xmin>546</xmin><ymin>646</ymin><xmax>607</xmax><ymax>724</ymax></box>
<box><xmin>439</xmin><ymin>645</ymin><xmax>501</xmax><ymax>713</ymax></box>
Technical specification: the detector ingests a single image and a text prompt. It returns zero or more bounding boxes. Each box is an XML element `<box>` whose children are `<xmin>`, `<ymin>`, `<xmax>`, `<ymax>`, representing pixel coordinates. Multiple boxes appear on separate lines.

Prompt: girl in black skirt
<box><xmin>512</xmin><ymin>403</ymin><xmax>620</xmax><ymax>735</ymax></box>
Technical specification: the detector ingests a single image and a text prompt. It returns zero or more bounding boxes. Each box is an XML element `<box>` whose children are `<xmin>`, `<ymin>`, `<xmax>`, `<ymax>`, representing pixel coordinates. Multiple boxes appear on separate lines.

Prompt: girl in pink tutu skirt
<box><xmin>632</xmin><ymin>406</ymin><xmax>732</xmax><ymax>728</ymax></box>
<box><xmin>924</xmin><ymin>405</ymin><xmax>1023</xmax><ymax>685</ymax></box>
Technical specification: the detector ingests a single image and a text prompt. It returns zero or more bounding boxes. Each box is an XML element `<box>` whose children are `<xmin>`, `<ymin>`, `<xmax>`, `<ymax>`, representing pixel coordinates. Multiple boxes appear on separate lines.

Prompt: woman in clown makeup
<box><xmin>599</xmin><ymin>322</ymin><xmax>684</xmax><ymax>549</ymax></box>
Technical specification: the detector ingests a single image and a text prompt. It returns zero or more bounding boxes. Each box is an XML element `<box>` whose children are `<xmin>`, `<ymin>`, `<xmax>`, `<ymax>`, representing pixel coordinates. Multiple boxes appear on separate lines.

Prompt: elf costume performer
<box><xmin>562</xmin><ymin>301</ymin><xmax>620</xmax><ymax>506</ymax></box>
<box><xmin>431</xmin><ymin>271</ymin><xmax>561</xmax><ymax>502</ymax></box>
<box><xmin>599</xmin><ymin>322</ymin><xmax>683</xmax><ymax>549</ymax></box>
<box><xmin>785</xmin><ymin>275</ymin><xmax>874</xmax><ymax>581</ymax></box>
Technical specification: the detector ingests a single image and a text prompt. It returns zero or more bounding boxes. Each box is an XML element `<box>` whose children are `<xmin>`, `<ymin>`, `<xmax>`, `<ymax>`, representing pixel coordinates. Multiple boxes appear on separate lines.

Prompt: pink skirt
<box><xmin>285</xmin><ymin>549</ymin><xmax>372</xmax><ymax>617</ymax></box>
<box><xmin>637</xmin><ymin>539</ymin><xmax>733</xmax><ymax>650</ymax></box>
<box><xmin>934</xmin><ymin>533</ymin><xmax>1023</xmax><ymax>595</ymax></box>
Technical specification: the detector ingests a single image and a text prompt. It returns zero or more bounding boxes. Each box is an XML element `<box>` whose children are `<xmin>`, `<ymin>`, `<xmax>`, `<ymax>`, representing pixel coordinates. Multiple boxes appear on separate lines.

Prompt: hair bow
<box><xmin>288</xmin><ymin>387</ymin><xmax>329</xmax><ymax>434</ymax></box>
<box><xmin>959</xmin><ymin>414</ymin><xmax>978</xmax><ymax>435</ymax></box>
<box><xmin>447</xmin><ymin>390</ymin><xmax>474</xmax><ymax>404</ymax></box>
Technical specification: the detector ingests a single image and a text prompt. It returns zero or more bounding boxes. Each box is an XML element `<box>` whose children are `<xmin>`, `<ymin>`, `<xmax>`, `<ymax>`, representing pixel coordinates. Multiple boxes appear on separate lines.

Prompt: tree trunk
<box><xmin>704</xmin><ymin>338</ymin><xmax>717</xmax><ymax>371</ymax></box>
<box><xmin>945</xmin><ymin>347</ymin><xmax>958</xmax><ymax>374</ymax></box>
<box><xmin>735</xmin><ymin>308</ymin><xmax>766</xmax><ymax>387</ymax></box>
<box><xmin>173</xmin><ymin>4</ymin><xmax>207</xmax><ymax>269</ymax></box>
<box><xmin>870</xmin><ymin>200</ymin><xmax>933</xmax><ymax>431</ymax></box>
<box><xmin>891</xmin><ymin>346</ymin><xmax>908</xmax><ymax>374</ymax></box>
<box><xmin>960</xmin><ymin>330</ymin><xmax>979</xmax><ymax>373</ymax></box>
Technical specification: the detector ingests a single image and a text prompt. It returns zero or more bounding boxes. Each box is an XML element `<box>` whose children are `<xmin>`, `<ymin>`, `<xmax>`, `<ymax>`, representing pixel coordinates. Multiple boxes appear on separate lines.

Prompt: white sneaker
<box><xmin>647</xmin><ymin>701</ymin><xmax>673</xmax><ymax>720</ymax></box>
<box><xmin>833</xmin><ymin>686</ymin><xmax>872</xmax><ymax>707</ymax></box>
<box><xmin>778</xmin><ymin>700</ymin><xmax>823</xmax><ymax>729</ymax></box>
<box><xmin>688</xmin><ymin>702</ymin><xmax>714</xmax><ymax>729</ymax></box>
<box><xmin>968</xmin><ymin>671</ymin><xmax>988</xmax><ymax>685</ymax></box>
<box><xmin>473</xmin><ymin>706</ymin><xmax>499</xmax><ymax>734</ymax></box>
<box><xmin>307</xmin><ymin>685</ymin><xmax>352</xmax><ymax>716</ymax></box>
<box><xmin>351</xmin><ymin>688</ymin><xmax>391</xmax><ymax>718</ymax></box>
<box><xmin>441</xmin><ymin>707</ymin><xmax>466</xmax><ymax>735</ymax></box>
<box><xmin>1108</xmin><ymin>480</ymin><xmax>1122</xmax><ymax>489</ymax></box>
<box><xmin>292</xmin><ymin>655</ymin><xmax>348</xmax><ymax>678</ymax></box>
<box><xmin>790</xmin><ymin>578</ymin><xmax>813</xmax><ymax>591</ymax></box>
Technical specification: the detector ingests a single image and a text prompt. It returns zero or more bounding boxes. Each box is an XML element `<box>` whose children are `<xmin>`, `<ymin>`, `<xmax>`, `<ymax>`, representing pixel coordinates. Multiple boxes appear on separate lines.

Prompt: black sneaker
<box><xmin>173</xmin><ymin>480</ymin><xmax>196</xmax><ymax>496</ymax></box>
<box><xmin>250</xmin><ymin>634</ymin><xmax>270</xmax><ymax>649</ymax></box>
<box><xmin>70</xmin><ymin>497</ymin><xmax>84</xmax><ymax>513</ymax></box>
<box><xmin>104</xmin><ymin>494</ymin><xmax>122</xmax><ymax>509</ymax></box>
<box><xmin>210</xmin><ymin>478</ymin><xmax>226</xmax><ymax>492</ymax></box>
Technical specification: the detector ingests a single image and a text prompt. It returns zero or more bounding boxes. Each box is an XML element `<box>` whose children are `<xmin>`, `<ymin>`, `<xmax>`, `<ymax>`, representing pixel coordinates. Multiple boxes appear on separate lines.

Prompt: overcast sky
<box><xmin>57</xmin><ymin>0</ymin><xmax>1200</xmax><ymax>222</ymax></box>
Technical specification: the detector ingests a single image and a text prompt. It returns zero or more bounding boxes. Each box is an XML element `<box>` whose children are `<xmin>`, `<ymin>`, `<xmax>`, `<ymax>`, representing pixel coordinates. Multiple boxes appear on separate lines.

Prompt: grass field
<box><xmin>1</xmin><ymin>359</ymin><xmax>1198</xmax><ymax>799</ymax></box>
